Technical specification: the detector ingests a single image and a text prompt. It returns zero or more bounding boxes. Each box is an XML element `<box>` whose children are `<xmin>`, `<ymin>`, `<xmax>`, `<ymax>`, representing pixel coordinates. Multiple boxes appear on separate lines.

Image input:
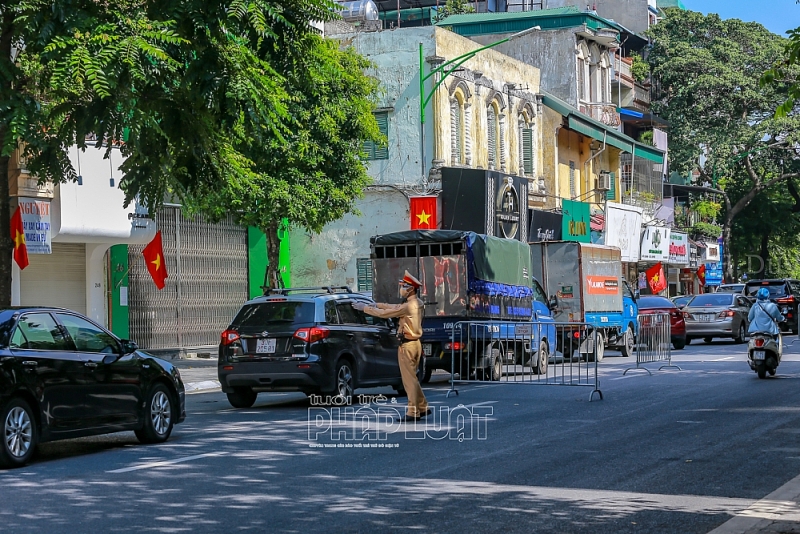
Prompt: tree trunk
<box><xmin>263</xmin><ymin>222</ymin><xmax>283</xmax><ymax>290</ymax></box>
<box><xmin>722</xmin><ymin>215</ymin><xmax>733</xmax><ymax>283</ymax></box>
<box><xmin>759</xmin><ymin>230</ymin><xmax>770</xmax><ymax>278</ymax></box>
<box><xmin>0</xmin><ymin>150</ymin><xmax>11</xmax><ymax>307</ymax></box>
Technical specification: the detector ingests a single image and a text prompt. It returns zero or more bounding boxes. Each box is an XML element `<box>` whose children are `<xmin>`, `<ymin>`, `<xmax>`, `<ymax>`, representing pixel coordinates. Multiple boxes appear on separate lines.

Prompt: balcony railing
<box><xmin>579</xmin><ymin>103</ymin><xmax>621</xmax><ymax>128</ymax></box>
<box><xmin>612</xmin><ymin>55</ymin><xmax>634</xmax><ymax>88</ymax></box>
<box><xmin>634</xmin><ymin>83</ymin><xmax>651</xmax><ymax>105</ymax></box>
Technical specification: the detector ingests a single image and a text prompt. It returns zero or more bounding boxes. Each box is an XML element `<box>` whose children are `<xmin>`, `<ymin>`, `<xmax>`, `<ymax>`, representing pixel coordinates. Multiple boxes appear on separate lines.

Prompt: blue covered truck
<box><xmin>528</xmin><ymin>241</ymin><xmax>638</xmax><ymax>361</ymax></box>
<box><xmin>370</xmin><ymin>230</ymin><xmax>556</xmax><ymax>381</ymax></box>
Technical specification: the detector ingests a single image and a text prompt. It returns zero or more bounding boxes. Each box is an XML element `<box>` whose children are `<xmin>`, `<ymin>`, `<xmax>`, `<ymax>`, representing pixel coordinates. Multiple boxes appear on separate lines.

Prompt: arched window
<box><xmin>450</xmin><ymin>92</ymin><xmax>465</xmax><ymax>165</ymax></box>
<box><xmin>600</xmin><ymin>52</ymin><xmax>611</xmax><ymax>103</ymax></box>
<box><xmin>577</xmin><ymin>42</ymin><xmax>590</xmax><ymax>103</ymax></box>
<box><xmin>487</xmin><ymin>104</ymin><xmax>497</xmax><ymax>170</ymax></box>
<box><xmin>518</xmin><ymin>106</ymin><xmax>535</xmax><ymax>177</ymax></box>
<box><xmin>589</xmin><ymin>44</ymin><xmax>601</xmax><ymax>104</ymax></box>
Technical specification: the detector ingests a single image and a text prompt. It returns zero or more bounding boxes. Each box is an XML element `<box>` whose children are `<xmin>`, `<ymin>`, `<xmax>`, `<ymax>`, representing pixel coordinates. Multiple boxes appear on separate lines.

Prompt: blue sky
<box><xmin>685</xmin><ymin>0</ymin><xmax>800</xmax><ymax>35</ymax></box>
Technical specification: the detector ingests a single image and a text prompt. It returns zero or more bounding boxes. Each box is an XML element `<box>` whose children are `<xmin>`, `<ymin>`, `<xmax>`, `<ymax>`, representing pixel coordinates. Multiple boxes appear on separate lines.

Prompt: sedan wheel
<box><xmin>334</xmin><ymin>360</ymin><xmax>355</xmax><ymax>403</ymax></box>
<box><xmin>734</xmin><ymin>324</ymin><xmax>746</xmax><ymax>344</ymax></box>
<box><xmin>0</xmin><ymin>398</ymin><xmax>37</xmax><ymax>468</ymax></box>
<box><xmin>135</xmin><ymin>384</ymin><xmax>174</xmax><ymax>444</ymax></box>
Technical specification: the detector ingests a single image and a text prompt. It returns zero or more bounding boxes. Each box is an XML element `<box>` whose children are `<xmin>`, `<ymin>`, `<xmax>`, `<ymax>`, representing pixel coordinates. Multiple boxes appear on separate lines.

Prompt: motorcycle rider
<box><xmin>748</xmin><ymin>287</ymin><xmax>784</xmax><ymax>351</ymax></box>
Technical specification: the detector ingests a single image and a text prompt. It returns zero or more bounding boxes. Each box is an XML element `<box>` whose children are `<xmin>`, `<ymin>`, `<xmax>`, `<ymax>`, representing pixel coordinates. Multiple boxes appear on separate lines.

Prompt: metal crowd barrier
<box><xmin>445</xmin><ymin>321</ymin><xmax>603</xmax><ymax>401</ymax></box>
<box><xmin>623</xmin><ymin>313</ymin><xmax>682</xmax><ymax>375</ymax></box>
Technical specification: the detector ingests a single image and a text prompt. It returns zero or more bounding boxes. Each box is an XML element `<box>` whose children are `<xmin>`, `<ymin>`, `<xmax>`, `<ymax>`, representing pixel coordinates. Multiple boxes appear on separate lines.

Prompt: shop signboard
<box><xmin>704</xmin><ymin>241</ymin><xmax>723</xmax><ymax>286</ymax></box>
<box><xmin>528</xmin><ymin>209</ymin><xmax>562</xmax><ymax>241</ymax></box>
<box><xmin>16</xmin><ymin>197</ymin><xmax>51</xmax><ymax>254</ymax></box>
<box><xmin>604</xmin><ymin>202</ymin><xmax>643</xmax><ymax>262</ymax></box>
<box><xmin>640</xmin><ymin>225</ymin><xmax>671</xmax><ymax>262</ymax></box>
<box><xmin>561</xmin><ymin>200</ymin><xmax>591</xmax><ymax>243</ymax></box>
<box><xmin>668</xmin><ymin>231</ymin><xmax>689</xmax><ymax>265</ymax></box>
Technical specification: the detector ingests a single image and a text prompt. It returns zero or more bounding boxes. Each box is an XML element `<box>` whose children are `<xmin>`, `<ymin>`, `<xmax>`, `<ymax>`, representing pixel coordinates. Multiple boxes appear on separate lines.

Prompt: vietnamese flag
<box><xmin>142</xmin><ymin>231</ymin><xmax>168</xmax><ymax>290</ymax></box>
<box><xmin>697</xmin><ymin>264</ymin><xmax>706</xmax><ymax>286</ymax></box>
<box><xmin>410</xmin><ymin>196</ymin><xmax>437</xmax><ymax>230</ymax></box>
<box><xmin>10</xmin><ymin>206</ymin><xmax>28</xmax><ymax>270</ymax></box>
<box><xmin>646</xmin><ymin>262</ymin><xmax>667</xmax><ymax>294</ymax></box>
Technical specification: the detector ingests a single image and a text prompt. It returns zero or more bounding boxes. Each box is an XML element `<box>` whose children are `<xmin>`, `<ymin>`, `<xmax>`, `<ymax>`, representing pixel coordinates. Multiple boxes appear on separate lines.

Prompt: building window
<box><xmin>487</xmin><ymin>104</ymin><xmax>498</xmax><ymax>170</ymax></box>
<box><xmin>577</xmin><ymin>42</ymin><xmax>590</xmax><ymax>103</ymax></box>
<box><xmin>569</xmin><ymin>160</ymin><xmax>576</xmax><ymax>198</ymax></box>
<box><xmin>589</xmin><ymin>44</ymin><xmax>601</xmax><ymax>104</ymax></box>
<box><xmin>451</xmin><ymin>95</ymin><xmax>465</xmax><ymax>165</ymax></box>
<box><xmin>362</xmin><ymin>111</ymin><xmax>389</xmax><ymax>160</ymax></box>
<box><xmin>518</xmin><ymin>109</ymin><xmax>535</xmax><ymax>177</ymax></box>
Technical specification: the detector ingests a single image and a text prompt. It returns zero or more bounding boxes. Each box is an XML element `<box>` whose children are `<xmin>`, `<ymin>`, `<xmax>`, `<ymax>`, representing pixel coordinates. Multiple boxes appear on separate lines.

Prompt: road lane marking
<box><xmin>107</xmin><ymin>452</ymin><xmax>223</xmax><ymax>473</ymax></box>
<box><xmin>709</xmin><ymin>470</ymin><xmax>800</xmax><ymax>531</ymax></box>
<box><xmin>711</xmin><ymin>357</ymin><xmax>736</xmax><ymax>361</ymax></box>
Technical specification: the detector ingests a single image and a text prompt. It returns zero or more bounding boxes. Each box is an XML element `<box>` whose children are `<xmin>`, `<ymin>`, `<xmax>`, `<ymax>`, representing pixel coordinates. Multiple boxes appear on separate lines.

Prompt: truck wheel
<box><xmin>619</xmin><ymin>326</ymin><xmax>634</xmax><ymax>358</ymax></box>
<box><xmin>490</xmin><ymin>347</ymin><xmax>502</xmax><ymax>381</ymax></box>
<box><xmin>416</xmin><ymin>357</ymin><xmax>432</xmax><ymax>383</ymax></box>
<box><xmin>587</xmin><ymin>333</ymin><xmax>604</xmax><ymax>363</ymax></box>
<box><xmin>535</xmin><ymin>340</ymin><xmax>548</xmax><ymax>375</ymax></box>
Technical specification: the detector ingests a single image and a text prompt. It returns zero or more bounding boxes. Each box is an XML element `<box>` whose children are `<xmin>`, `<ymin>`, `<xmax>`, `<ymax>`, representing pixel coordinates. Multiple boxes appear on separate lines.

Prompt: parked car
<box><xmin>743</xmin><ymin>279</ymin><xmax>800</xmax><ymax>334</ymax></box>
<box><xmin>218</xmin><ymin>287</ymin><xmax>405</xmax><ymax>408</ymax></box>
<box><xmin>717</xmin><ymin>283</ymin><xmax>745</xmax><ymax>294</ymax></box>
<box><xmin>636</xmin><ymin>296</ymin><xmax>687</xmax><ymax>350</ymax></box>
<box><xmin>671</xmin><ymin>295</ymin><xmax>694</xmax><ymax>309</ymax></box>
<box><xmin>0</xmin><ymin>307</ymin><xmax>185</xmax><ymax>468</ymax></box>
<box><xmin>683</xmin><ymin>293</ymin><xmax>750</xmax><ymax>344</ymax></box>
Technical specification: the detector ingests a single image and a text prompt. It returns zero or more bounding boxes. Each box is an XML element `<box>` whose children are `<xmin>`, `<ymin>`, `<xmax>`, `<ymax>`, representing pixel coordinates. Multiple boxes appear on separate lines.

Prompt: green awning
<box><xmin>568</xmin><ymin>116</ymin><xmax>633</xmax><ymax>153</ymax></box>
<box><xmin>633</xmin><ymin>143</ymin><xmax>665</xmax><ymax>163</ymax></box>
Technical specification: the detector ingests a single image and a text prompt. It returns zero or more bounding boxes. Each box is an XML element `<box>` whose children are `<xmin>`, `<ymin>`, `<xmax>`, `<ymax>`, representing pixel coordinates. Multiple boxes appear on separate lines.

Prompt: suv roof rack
<box><xmin>261</xmin><ymin>286</ymin><xmax>355</xmax><ymax>296</ymax></box>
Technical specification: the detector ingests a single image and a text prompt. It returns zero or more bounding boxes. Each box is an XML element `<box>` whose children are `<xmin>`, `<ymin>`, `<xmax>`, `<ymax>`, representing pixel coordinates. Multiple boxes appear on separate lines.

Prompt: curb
<box><xmin>185</xmin><ymin>380</ymin><xmax>221</xmax><ymax>393</ymax></box>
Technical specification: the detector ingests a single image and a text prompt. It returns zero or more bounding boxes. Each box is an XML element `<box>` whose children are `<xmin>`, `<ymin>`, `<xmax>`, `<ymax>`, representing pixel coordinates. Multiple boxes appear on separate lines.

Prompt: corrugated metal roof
<box><xmin>437</xmin><ymin>6</ymin><xmax>581</xmax><ymax>26</ymax></box>
<box><xmin>656</xmin><ymin>0</ymin><xmax>686</xmax><ymax>9</ymax></box>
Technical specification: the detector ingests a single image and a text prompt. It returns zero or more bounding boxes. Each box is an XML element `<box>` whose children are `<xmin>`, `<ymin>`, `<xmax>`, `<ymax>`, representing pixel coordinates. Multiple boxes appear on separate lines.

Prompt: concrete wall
<box><xmin>472</xmin><ymin>29</ymin><xmax>578</xmax><ymax>106</ymax></box>
<box><xmin>545</xmin><ymin>0</ymin><xmax>650</xmax><ymax>35</ymax></box>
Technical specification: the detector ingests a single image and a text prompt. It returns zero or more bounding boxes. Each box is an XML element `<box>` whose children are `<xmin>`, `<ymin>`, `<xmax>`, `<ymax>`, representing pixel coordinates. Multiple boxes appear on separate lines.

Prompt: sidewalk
<box><xmin>171</xmin><ymin>356</ymin><xmax>221</xmax><ymax>393</ymax></box>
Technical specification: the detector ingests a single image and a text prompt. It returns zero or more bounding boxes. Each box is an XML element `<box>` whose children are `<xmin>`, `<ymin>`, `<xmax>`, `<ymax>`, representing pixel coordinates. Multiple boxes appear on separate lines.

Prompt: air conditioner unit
<box><xmin>598</xmin><ymin>171</ymin><xmax>612</xmax><ymax>191</ymax></box>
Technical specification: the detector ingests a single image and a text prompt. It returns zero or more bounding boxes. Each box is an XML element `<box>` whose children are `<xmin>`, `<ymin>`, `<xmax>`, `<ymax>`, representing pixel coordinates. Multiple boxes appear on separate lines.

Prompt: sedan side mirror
<box><xmin>121</xmin><ymin>340</ymin><xmax>139</xmax><ymax>355</ymax></box>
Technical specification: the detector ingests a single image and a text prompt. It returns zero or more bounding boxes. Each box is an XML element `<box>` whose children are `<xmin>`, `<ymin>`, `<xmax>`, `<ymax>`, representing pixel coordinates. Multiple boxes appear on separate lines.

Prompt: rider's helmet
<box><xmin>757</xmin><ymin>287</ymin><xmax>770</xmax><ymax>300</ymax></box>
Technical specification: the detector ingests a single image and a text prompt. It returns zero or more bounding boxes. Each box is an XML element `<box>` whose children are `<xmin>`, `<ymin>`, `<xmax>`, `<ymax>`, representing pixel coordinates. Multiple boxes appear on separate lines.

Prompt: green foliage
<box><xmin>691</xmin><ymin>221</ymin><xmax>722</xmax><ymax>239</ymax></box>
<box><xmin>434</xmin><ymin>0</ymin><xmax>476</xmax><ymax>23</ymax></box>
<box><xmin>183</xmin><ymin>35</ymin><xmax>383</xmax><ymax>284</ymax></box>
<box><xmin>638</xmin><ymin>131</ymin><xmax>654</xmax><ymax>146</ymax></box>
<box><xmin>762</xmin><ymin>24</ymin><xmax>800</xmax><ymax>117</ymax></box>
<box><xmin>690</xmin><ymin>199</ymin><xmax>721</xmax><ymax>221</ymax></box>
<box><xmin>629</xmin><ymin>52</ymin><xmax>649</xmax><ymax>83</ymax></box>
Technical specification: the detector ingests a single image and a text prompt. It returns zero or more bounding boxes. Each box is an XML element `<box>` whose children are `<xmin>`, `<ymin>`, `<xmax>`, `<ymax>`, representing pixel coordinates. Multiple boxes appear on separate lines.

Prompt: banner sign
<box><xmin>528</xmin><ymin>210</ymin><xmax>562</xmax><ymax>241</ymax></box>
<box><xmin>668</xmin><ymin>231</ymin><xmax>689</xmax><ymax>265</ymax></box>
<box><xmin>586</xmin><ymin>276</ymin><xmax>620</xmax><ymax>295</ymax></box>
<box><xmin>562</xmin><ymin>200</ymin><xmax>591</xmax><ymax>243</ymax></box>
<box><xmin>703</xmin><ymin>242</ymin><xmax>720</xmax><ymax>262</ymax></box>
<box><xmin>17</xmin><ymin>197</ymin><xmax>51</xmax><ymax>254</ymax></box>
<box><xmin>640</xmin><ymin>225</ymin><xmax>671</xmax><ymax>262</ymax></box>
<box><xmin>605</xmin><ymin>202</ymin><xmax>643</xmax><ymax>262</ymax></box>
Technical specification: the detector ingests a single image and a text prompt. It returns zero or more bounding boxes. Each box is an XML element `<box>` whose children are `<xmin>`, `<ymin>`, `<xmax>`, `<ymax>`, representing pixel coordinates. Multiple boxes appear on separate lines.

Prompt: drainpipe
<box><xmin>583</xmin><ymin>130</ymin><xmax>607</xmax><ymax>203</ymax></box>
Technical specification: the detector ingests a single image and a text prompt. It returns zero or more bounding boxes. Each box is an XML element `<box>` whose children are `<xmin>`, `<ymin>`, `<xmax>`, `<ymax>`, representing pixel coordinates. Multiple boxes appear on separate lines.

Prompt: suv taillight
<box><xmin>777</xmin><ymin>295</ymin><xmax>795</xmax><ymax>304</ymax></box>
<box><xmin>221</xmin><ymin>329</ymin><xmax>240</xmax><ymax>345</ymax></box>
<box><xmin>294</xmin><ymin>327</ymin><xmax>330</xmax><ymax>343</ymax></box>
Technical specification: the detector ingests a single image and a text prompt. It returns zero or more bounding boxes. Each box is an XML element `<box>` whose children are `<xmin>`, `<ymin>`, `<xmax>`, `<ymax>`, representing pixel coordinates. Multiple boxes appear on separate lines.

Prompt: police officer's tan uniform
<box><xmin>361</xmin><ymin>272</ymin><xmax>429</xmax><ymax>419</ymax></box>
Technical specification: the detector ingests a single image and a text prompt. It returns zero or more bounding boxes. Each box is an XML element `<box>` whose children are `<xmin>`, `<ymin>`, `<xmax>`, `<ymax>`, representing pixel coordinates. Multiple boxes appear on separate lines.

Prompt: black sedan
<box><xmin>0</xmin><ymin>307</ymin><xmax>185</xmax><ymax>468</ymax></box>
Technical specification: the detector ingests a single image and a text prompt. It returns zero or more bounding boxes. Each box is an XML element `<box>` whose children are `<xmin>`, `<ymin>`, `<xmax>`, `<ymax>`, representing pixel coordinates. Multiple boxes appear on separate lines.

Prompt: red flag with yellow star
<box><xmin>10</xmin><ymin>206</ymin><xmax>28</xmax><ymax>270</ymax></box>
<box><xmin>646</xmin><ymin>262</ymin><xmax>667</xmax><ymax>294</ymax></box>
<box><xmin>142</xmin><ymin>230</ymin><xmax>168</xmax><ymax>290</ymax></box>
<box><xmin>410</xmin><ymin>196</ymin><xmax>437</xmax><ymax>230</ymax></box>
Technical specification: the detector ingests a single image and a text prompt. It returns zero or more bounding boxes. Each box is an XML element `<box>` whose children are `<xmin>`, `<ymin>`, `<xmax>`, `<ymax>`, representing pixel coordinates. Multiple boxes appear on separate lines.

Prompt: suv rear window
<box><xmin>231</xmin><ymin>301</ymin><xmax>315</xmax><ymax>328</ymax></box>
<box><xmin>745</xmin><ymin>283</ymin><xmax>788</xmax><ymax>298</ymax></box>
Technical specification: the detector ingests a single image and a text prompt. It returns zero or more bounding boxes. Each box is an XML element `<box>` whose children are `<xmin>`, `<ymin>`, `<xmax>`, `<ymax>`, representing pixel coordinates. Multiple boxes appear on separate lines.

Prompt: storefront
<box><xmin>667</xmin><ymin>231</ymin><xmax>690</xmax><ymax>296</ymax></box>
<box><xmin>638</xmin><ymin>225</ymin><xmax>671</xmax><ymax>295</ymax></box>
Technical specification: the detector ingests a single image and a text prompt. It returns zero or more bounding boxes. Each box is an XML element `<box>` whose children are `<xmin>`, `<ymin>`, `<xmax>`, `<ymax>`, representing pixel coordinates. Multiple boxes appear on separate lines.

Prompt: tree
<box><xmin>0</xmin><ymin>0</ymin><xmax>336</xmax><ymax>305</ymax></box>
<box><xmin>434</xmin><ymin>0</ymin><xmax>475</xmax><ymax>23</ymax></box>
<box><xmin>184</xmin><ymin>34</ymin><xmax>383</xmax><ymax>289</ymax></box>
<box><xmin>762</xmin><ymin>1</ymin><xmax>800</xmax><ymax>116</ymax></box>
<box><xmin>647</xmin><ymin>9</ymin><xmax>800</xmax><ymax>281</ymax></box>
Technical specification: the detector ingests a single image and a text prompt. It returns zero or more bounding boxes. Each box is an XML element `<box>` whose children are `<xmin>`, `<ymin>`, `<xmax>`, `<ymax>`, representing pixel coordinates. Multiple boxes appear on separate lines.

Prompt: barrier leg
<box><xmin>446</xmin><ymin>327</ymin><xmax>459</xmax><ymax>398</ymax></box>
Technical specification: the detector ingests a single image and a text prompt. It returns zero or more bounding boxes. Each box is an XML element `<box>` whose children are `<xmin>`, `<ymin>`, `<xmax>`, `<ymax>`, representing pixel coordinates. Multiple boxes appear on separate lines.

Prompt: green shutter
<box><xmin>357</xmin><ymin>258</ymin><xmax>373</xmax><ymax>292</ymax></box>
<box><xmin>606</xmin><ymin>171</ymin><xmax>616</xmax><ymax>200</ymax></box>
<box><xmin>569</xmin><ymin>161</ymin><xmax>576</xmax><ymax>197</ymax></box>
<box><xmin>363</xmin><ymin>111</ymin><xmax>389</xmax><ymax>160</ymax></box>
<box><xmin>522</xmin><ymin>128</ymin><xmax>533</xmax><ymax>175</ymax></box>
<box><xmin>454</xmin><ymin>104</ymin><xmax>462</xmax><ymax>164</ymax></box>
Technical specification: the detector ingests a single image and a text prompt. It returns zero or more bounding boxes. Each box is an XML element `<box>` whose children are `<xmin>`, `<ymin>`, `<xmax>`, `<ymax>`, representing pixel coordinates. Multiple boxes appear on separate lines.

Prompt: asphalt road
<box><xmin>3</xmin><ymin>337</ymin><xmax>800</xmax><ymax>533</ymax></box>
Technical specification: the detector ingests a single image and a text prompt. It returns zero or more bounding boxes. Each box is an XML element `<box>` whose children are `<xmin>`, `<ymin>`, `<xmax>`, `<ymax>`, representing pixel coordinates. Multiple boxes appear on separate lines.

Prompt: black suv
<box><xmin>744</xmin><ymin>279</ymin><xmax>800</xmax><ymax>334</ymax></box>
<box><xmin>218</xmin><ymin>287</ymin><xmax>404</xmax><ymax>408</ymax></box>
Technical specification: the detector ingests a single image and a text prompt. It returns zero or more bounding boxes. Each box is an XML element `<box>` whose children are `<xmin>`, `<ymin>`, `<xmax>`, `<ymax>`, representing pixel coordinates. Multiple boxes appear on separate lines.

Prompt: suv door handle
<box><xmin>84</xmin><ymin>361</ymin><xmax>98</xmax><ymax>369</ymax></box>
<box><xmin>346</xmin><ymin>333</ymin><xmax>355</xmax><ymax>338</ymax></box>
<box><xmin>22</xmin><ymin>360</ymin><xmax>38</xmax><ymax>368</ymax></box>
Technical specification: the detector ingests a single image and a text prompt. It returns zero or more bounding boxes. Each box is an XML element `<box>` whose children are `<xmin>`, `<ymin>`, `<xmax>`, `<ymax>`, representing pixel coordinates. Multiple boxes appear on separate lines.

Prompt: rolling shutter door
<box><xmin>20</xmin><ymin>243</ymin><xmax>87</xmax><ymax>315</ymax></box>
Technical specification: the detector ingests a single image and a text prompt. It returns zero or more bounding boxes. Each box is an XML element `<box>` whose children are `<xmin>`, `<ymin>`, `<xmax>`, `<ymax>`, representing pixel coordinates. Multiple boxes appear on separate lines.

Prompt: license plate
<box><xmin>699</xmin><ymin>314</ymin><xmax>712</xmax><ymax>322</ymax></box>
<box><xmin>423</xmin><ymin>344</ymin><xmax>432</xmax><ymax>356</ymax></box>
<box><xmin>753</xmin><ymin>350</ymin><xmax>765</xmax><ymax>361</ymax></box>
<box><xmin>256</xmin><ymin>338</ymin><xmax>277</xmax><ymax>354</ymax></box>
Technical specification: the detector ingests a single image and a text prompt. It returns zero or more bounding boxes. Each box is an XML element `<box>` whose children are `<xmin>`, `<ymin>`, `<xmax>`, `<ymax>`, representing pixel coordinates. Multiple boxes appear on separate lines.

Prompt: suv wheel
<box><xmin>332</xmin><ymin>360</ymin><xmax>355</xmax><ymax>403</ymax></box>
<box><xmin>226</xmin><ymin>387</ymin><xmax>258</xmax><ymax>409</ymax></box>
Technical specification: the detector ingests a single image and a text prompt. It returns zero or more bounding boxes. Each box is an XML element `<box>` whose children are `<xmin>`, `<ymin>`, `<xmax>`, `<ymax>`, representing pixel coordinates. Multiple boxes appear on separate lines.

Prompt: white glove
<box><xmin>352</xmin><ymin>301</ymin><xmax>367</xmax><ymax>311</ymax></box>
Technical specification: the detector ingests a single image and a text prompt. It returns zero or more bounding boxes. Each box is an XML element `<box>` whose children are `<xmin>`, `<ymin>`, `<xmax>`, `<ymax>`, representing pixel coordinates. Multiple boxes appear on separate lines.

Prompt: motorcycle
<box><xmin>748</xmin><ymin>332</ymin><xmax>782</xmax><ymax>379</ymax></box>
